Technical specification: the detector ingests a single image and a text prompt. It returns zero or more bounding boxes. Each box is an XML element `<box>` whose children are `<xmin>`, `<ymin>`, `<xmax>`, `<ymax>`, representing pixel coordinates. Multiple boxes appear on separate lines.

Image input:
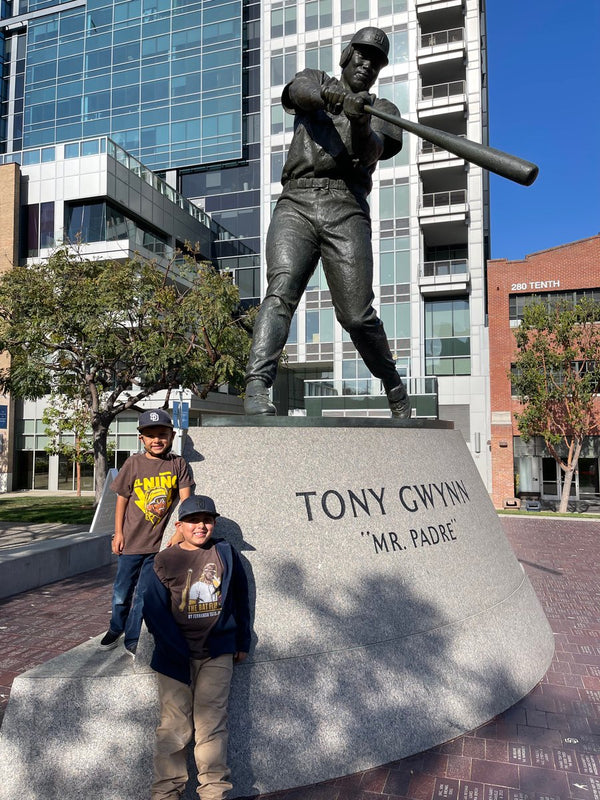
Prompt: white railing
<box><xmin>421</xmin><ymin>190</ymin><xmax>467</xmax><ymax>209</ymax></box>
<box><xmin>420</xmin><ymin>135</ymin><xmax>466</xmax><ymax>156</ymax></box>
<box><xmin>421</xmin><ymin>259</ymin><xmax>468</xmax><ymax>278</ymax></box>
<box><xmin>420</xmin><ymin>81</ymin><xmax>465</xmax><ymax>102</ymax></box>
<box><xmin>303</xmin><ymin>376</ymin><xmax>438</xmax><ymax>399</ymax></box>
<box><xmin>420</xmin><ymin>28</ymin><xmax>464</xmax><ymax>49</ymax></box>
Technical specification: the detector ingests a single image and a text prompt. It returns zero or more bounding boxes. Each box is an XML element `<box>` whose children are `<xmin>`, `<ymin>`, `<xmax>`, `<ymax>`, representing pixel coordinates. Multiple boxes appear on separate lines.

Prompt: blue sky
<box><xmin>486</xmin><ymin>0</ymin><xmax>600</xmax><ymax>260</ymax></box>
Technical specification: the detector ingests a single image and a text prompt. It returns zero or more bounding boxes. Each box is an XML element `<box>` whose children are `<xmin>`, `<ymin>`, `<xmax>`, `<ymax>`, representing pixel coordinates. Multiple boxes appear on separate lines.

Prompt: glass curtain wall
<box><xmin>22</xmin><ymin>0</ymin><xmax>243</xmax><ymax>170</ymax></box>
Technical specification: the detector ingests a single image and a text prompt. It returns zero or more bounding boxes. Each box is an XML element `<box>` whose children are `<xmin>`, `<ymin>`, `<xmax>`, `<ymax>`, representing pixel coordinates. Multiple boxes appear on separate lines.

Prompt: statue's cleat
<box><xmin>387</xmin><ymin>383</ymin><xmax>411</xmax><ymax>419</ymax></box>
<box><xmin>244</xmin><ymin>380</ymin><xmax>277</xmax><ymax>415</ymax></box>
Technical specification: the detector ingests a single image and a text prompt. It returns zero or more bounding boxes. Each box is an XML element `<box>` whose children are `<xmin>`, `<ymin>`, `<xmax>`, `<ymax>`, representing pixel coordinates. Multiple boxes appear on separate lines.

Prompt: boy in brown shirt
<box><xmin>144</xmin><ymin>494</ymin><xmax>251</xmax><ymax>800</ymax></box>
<box><xmin>99</xmin><ymin>409</ymin><xmax>194</xmax><ymax>656</ymax></box>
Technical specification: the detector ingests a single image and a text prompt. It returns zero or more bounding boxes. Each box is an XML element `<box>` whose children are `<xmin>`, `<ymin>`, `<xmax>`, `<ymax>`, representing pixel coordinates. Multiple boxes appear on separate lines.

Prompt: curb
<box><xmin>0</xmin><ymin>530</ymin><xmax>116</xmax><ymax>600</ymax></box>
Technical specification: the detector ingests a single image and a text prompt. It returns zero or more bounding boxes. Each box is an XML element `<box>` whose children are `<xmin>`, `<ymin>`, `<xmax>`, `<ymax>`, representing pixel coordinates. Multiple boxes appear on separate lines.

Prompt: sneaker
<box><xmin>99</xmin><ymin>629</ymin><xmax>123</xmax><ymax>650</ymax></box>
<box><xmin>125</xmin><ymin>643</ymin><xmax>137</xmax><ymax>658</ymax></box>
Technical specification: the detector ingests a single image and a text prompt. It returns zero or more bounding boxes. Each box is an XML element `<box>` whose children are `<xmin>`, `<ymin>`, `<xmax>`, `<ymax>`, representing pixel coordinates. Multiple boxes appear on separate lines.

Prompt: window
<box><xmin>306</xmin><ymin>308</ymin><xmax>334</xmax><ymax>343</ymax></box>
<box><xmin>287</xmin><ymin>313</ymin><xmax>298</xmax><ymax>344</ymax></box>
<box><xmin>271</xmin><ymin>148</ymin><xmax>286</xmax><ymax>183</ymax></box>
<box><xmin>305</xmin><ymin>41</ymin><xmax>332</xmax><ymax>73</ymax></box>
<box><xmin>306</xmin><ymin>262</ymin><xmax>328</xmax><ymax>292</ymax></box>
<box><xmin>379</xmin><ymin>182</ymin><xmax>409</xmax><ymax>221</ymax></box>
<box><xmin>271</xmin><ymin>2</ymin><xmax>296</xmax><ymax>38</ymax></box>
<box><xmin>378</xmin><ymin>0</ymin><xmax>407</xmax><ymax>14</ymax></box>
<box><xmin>22</xmin><ymin>202</ymin><xmax>55</xmax><ymax>257</ymax></box>
<box><xmin>235</xmin><ymin>267</ymin><xmax>260</xmax><ymax>301</ymax></box>
<box><xmin>380</xmin><ymin>237</ymin><xmax>410</xmax><ymax>285</ymax></box>
<box><xmin>341</xmin><ymin>0</ymin><xmax>369</xmax><ymax>24</ymax></box>
<box><xmin>305</xmin><ymin>0</ymin><xmax>332</xmax><ymax>32</ymax></box>
<box><xmin>379</xmin><ymin>79</ymin><xmax>409</xmax><ymax>116</ymax></box>
<box><xmin>271</xmin><ymin>48</ymin><xmax>297</xmax><ymax>87</ymax></box>
<box><xmin>508</xmin><ymin>289</ymin><xmax>600</xmax><ymax>321</ymax></box>
<box><xmin>66</xmin><ymin>201</ymin><xmax>168</xmax><ymax>254</ymax></box>
<box><xmin>388</xmin><ymin>29</ymin><xmax>408</xmax><ymax>65</ymax></box>
<box><xmin>425</xmin><ymin>298</ymin><xmax>470</xmax><ymax>375</ymax></box>
<box><xmin>342</xmin><ymin>359</ymin><xmax>373</xmax><ymax>395</ymax></box>
<box><xmin>380</xmin><ymin>301</ymin><xmax>410</xmax><ymax>340</ymax></box>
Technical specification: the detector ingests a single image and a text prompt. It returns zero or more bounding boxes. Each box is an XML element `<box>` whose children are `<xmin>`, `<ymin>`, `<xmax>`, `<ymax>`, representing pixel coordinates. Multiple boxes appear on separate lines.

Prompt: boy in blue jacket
<box><xmin>143</xmin><ymin>495</ymin><xmax>250</xmax><ymax>800</ymax></box>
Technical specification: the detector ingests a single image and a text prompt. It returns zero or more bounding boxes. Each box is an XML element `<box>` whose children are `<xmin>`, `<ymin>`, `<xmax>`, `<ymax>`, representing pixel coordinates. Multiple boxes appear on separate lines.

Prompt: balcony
<box><xmin>415</xmin><ymin>0</ymin><xmax>463</xmax><ymax>11</ymax></box>
<box><xmin>419</xmin><ymin>259</ymin><xmax>470</xmax><ymax>295</ymax></box>
<box><xmin>418</xmin><ymin>80</ymin><xmax>466</xmax><ymax>122</ymax></box>
<box><xmin>419</xmin><ymin>190</ymin><xmax>468</xmax><ymax>246</ymax></box>
<box><xmin>418</xmin><ymin>27</ymin><xmax>465</xmax><ymax>66</ymax></box>
<box><xmin>418</xmin><ymin>136</ymin><xmax>467</xmax><ymax>179</ymax></box>
<box><xmin>420</xmin><ymin>189</ymin><xmax>467</xmax><ymax>217</ymax></box>
<box><xmin>420</xmin><ymin>27</ymin><xmax>464</xmax><ymax>49</ymax></box>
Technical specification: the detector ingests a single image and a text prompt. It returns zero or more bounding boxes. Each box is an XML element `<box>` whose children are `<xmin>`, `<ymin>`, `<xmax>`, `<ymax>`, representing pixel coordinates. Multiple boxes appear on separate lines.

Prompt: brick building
<box><xmin>0</xmin><ymin>164</ymin><xmax>20</xmax><ymax>491</ymax></box>
<box><xmin>487</xmin><ymin>235</ymin><xmax>600</xmax><ymax>508</ymax></box>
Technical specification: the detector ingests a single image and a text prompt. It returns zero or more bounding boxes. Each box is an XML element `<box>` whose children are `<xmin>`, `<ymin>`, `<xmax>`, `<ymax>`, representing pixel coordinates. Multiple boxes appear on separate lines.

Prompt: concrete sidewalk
<box><xmin>0</xmin><ymin>515</ymin><xmax>599</xmax><ymax>799</ymax></box>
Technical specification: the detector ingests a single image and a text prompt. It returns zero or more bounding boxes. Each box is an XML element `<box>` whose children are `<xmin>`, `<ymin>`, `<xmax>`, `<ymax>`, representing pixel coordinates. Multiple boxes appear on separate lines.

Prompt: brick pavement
<box><xmin>1</xmin><ymin>516</ymin><xmax>599</xmax><ymax>800</ymax></box>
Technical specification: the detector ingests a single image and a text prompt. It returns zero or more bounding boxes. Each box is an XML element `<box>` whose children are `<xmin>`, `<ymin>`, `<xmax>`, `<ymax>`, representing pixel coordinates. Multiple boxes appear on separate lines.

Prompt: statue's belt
<box><xmin>285</xmin><ymin>177</ymin><xmax>349</xmax><ymax>190</ymax></box>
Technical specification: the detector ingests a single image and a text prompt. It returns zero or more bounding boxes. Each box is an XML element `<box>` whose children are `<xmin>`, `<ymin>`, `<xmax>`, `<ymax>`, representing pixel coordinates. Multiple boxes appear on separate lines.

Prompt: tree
<box><xmin>510</xmin><ymin>297</ymin><xmax>600</xmax><ymax>512</ymax></box>
<box><xmin>0</xmin><ymin>247</ymin><xmax>256</xmax><ymax>503</ymax></box>
<box><xmin>42</xmin><ymin>395</ymin><xmax>111</xmax><ymax>496</ymax></box>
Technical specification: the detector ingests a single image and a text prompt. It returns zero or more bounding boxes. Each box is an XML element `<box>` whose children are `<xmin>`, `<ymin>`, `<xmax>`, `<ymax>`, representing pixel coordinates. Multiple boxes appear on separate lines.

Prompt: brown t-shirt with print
<box><xmin>153</xmin><ymin>542</ymin><xmax>223</xmax><ymax>658</ymax></box>
<box><xmin>111</xmin><ymin>452</ymin><xmax>194</xmax><ymax>555</ymax></box>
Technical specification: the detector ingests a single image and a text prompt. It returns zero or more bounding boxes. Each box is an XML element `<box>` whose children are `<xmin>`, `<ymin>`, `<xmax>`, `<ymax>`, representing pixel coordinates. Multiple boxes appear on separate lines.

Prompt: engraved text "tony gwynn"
<box><xmin>296</xmin><ymin>480</ymin><xmax>470</xmax><ymax>522</ymax></box>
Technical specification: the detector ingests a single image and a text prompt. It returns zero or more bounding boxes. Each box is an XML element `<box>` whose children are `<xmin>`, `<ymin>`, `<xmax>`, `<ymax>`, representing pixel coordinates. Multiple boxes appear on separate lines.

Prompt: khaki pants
<box><xmin>152</xmin><ymin>654</ymin><xmax>234</xmax><ymax>800</ymax></box>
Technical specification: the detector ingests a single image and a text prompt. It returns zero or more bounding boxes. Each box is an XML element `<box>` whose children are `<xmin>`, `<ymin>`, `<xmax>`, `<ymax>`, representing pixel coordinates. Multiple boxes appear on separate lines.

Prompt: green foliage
<box><xmin>43</xmin><ymin>396</ymin><xmax>99</xmax><ymax>466</ymax></box>
<box><xmin>510</xmin><ymin>298</ymin><xmax>600</xmax><ymax>444</ymax></box>
<box><xmin>509</xmin><ymin>297</ymin><xmax>600</xmax><ymax>511</ymax></box>
<box><xmin>0</xmin><ymin>246</ymin><xmax>256</xmax><ymax>499</ymax></box>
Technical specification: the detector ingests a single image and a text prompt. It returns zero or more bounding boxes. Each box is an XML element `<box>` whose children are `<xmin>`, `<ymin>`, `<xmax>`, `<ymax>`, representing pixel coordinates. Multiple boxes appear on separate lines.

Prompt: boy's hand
<box><xmin>111</xmin><ymin>531</ymin><xmax>124</xmax><ymax>555</ymax></box>
<box><xmin>166</xmin><ymin>531</ymin><xmax>184</xmax><ymax>547</ymax></box>
<box><xmin>234</xmin><ymin>652</ymin><xmax>248</xmax><ymax>663</ymax></box>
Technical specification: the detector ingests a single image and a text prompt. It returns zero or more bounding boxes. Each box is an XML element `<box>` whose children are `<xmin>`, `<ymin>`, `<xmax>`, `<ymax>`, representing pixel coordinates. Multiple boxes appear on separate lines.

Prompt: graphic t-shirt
<box><xmin>111</xmin><ymin>452</ymin><xmax>194</xmax><ymax>554</ymax></box>
<box><xmin>154</xmin><ymin>542</ymin><xmax>224</xmax><ymax>658</ymax></box>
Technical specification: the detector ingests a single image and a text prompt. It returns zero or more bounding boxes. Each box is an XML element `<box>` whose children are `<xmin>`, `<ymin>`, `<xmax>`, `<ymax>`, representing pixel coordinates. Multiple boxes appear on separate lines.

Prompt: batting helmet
<box><xmin>339</xmin><ymin>27</ymin><xmax>390</xmax><ymax>68</ymax></box>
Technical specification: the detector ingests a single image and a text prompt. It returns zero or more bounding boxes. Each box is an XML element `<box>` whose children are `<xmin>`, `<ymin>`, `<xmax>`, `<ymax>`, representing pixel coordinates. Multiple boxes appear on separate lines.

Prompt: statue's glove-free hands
<box><xmin>320</xmin><ymin>78</ymin><xmax>346</xmax><ymax>114</ymax></box>
<box><xmin>343</xmin><ymin>91</ymin><xmax>376</xmax><ymax>123</ymax></box>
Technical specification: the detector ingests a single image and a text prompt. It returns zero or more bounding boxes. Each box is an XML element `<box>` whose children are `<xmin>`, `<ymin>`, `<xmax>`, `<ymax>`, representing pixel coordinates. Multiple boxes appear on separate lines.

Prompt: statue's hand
<box><xmin>321</xmin><ymin>78</ymin><xmax>346</xmax><ymax>114</ymax></box>
<box><xmin>343</xmin><ymin>91</ymin><xmax>374</xmax><ymax>123</ymax></box>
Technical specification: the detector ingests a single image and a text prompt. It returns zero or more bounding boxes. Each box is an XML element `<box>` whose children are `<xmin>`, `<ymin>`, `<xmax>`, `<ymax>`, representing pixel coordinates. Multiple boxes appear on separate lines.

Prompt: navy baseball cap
<box><xmin>178</xmin><ymin>495</ymin><xmax>220</xmax><ymax>521</ymax></box>
<box><xmin>138</xmin><ymin>409</ymin><xmax>174</xmax><ymax>431</ymax></box>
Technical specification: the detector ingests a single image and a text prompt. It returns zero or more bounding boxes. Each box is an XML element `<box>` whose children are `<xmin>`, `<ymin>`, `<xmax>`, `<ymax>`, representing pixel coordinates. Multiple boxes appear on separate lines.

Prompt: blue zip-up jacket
<box><xmin>143</xmin><ymin>539</ymin><xmax>251</xmax><ymax>684</ymax></box>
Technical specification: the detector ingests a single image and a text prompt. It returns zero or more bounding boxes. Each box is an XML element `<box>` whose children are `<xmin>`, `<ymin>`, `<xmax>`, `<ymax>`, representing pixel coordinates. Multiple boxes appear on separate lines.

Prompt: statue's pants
<box><xmin>245</xmin><ymin>183</ymin><xmax>401</xmax><ymax>392</ymax></box>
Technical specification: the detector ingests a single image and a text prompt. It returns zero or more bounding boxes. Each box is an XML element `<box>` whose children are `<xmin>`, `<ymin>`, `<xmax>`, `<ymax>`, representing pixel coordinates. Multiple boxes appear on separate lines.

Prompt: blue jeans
<box><xmin>109</xmin><ymin>553</ymin><xmax>156</xmax><ymax>649</ymax></box>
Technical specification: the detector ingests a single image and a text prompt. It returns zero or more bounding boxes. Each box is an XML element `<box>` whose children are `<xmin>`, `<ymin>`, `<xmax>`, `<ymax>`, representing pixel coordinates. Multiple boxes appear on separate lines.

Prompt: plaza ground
<box><xmin>0</xmin><ymin>516</ymin><xmax>598</xmax><ymax>799</ymax></box>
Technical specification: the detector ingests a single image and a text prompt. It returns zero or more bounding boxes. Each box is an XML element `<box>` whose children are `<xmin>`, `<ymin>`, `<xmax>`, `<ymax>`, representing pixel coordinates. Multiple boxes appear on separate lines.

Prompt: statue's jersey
<box><xmin>281</xmin><ymin>68</ymin><xmax>403</xmax><ymax>196</ymax></box>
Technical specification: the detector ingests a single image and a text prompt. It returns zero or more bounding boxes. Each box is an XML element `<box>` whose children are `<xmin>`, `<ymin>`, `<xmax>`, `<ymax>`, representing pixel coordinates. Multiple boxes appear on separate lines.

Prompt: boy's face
<box><xmin>176</xmin><ymin>512</ymin><xmax>216</xmax><ymax>549</ymax></box>
<box><xmin>139</xmin><ymin>425</ymin><xmax>174</xmax><ymax>458</ymax></box>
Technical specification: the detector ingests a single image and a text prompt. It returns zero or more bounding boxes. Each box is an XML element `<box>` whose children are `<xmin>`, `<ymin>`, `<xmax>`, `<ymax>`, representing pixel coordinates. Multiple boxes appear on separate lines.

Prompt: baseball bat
<box><xmin>365</xmin><ymin>105</ymin><xmax>539</xmax><ymax>187</ymax></box>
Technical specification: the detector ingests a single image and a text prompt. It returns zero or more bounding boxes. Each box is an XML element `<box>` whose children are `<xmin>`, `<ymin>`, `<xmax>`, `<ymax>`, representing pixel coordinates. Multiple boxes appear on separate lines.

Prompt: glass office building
<box><xmin>4</xmin><ymin>0</ymin><xmax>243</xmax><ymax>169</ymax></box>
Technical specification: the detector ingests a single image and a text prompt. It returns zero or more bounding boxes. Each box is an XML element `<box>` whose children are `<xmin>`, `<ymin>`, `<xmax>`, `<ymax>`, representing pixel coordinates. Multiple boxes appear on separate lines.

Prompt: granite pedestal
<box><xmin>0</xmin><ymin>419</ymin><xmax>554</xmax><ymax>800</ymax></box>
